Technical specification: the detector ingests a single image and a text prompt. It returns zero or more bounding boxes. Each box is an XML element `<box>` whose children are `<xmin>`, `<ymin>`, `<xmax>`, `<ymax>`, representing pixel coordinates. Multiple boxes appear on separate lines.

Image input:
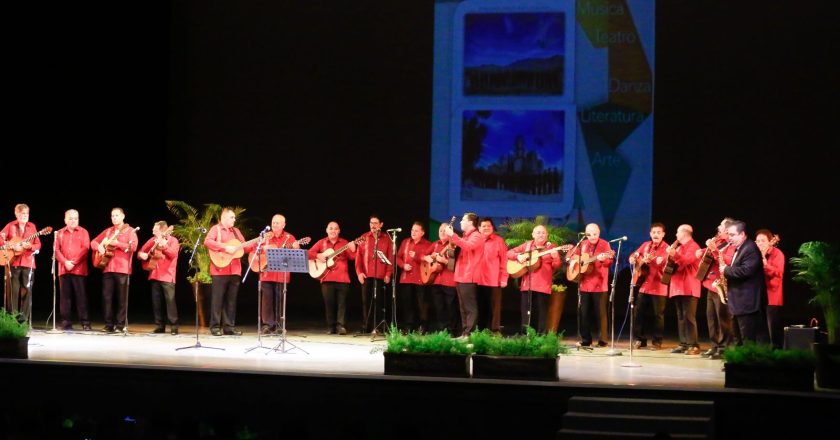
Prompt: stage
<box><xmin>3</xmin><ymin>324</ymin><xmax>837</xmax><ymax>439</ymax></box>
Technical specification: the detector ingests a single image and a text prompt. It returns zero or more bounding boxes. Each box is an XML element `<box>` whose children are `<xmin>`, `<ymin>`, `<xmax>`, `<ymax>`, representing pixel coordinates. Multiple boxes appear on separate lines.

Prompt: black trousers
<box><xmin>633</xmin><ymin>293</ymin><xmax>667</xmax><ymax>345</ymax></box>
<box><xmin>102</xmin><ymin>272</ymin><xmax>129</xmax><ymax>328</ymax></box>
<box><xmin>59</xmin><ymin>274</ymin><xmax>90</xmax><ymax>327</ymax></box>
<box><xmin>210</xmin><ymin>275</ymin><xmax>240</xmax><ymax>331</ymax></box>
<box><xmin>477</xmin><ymin>285</ymin><xmax>502</xmax><ymax>332</ymax></box>
<box><xmin>705</xmin><ymin>288</ymin><xmax>734</xmax><ymax>349</ymax></box>
<box><xmin>321</xmin><ymin>282</ymin><xmax>349</xmax><ymax>330</ymax></box>
<box><xmin>260</xmin><ymin>281</ymin><xmax>284</xmax><ymax>329</ymax></box>
<box><xmin>151</xmin><ymin>280</ymin><xmax>178</xmax><ymax>328</ymax></box>
<box><xmin>579</xmin><ymin>291</ymin><xmax>603</xmax><ymax>345</ymax></box>
<box><xmin>766</xmin><ymin>305</ymin><xmax>783</xmax><ymax>349</ymax></box>
<box><xmin>736</xmin><ymin>309</ymin><xmax>770</xmax><ymax>344</ymax></box>
<box><xmin>360</xmin><ymin>278</ymin><xmax>386</xmax><ymax>332</ymax></box>
<box><xmin>673</xmin><ymin>295</ymin><xmax>699</xmax><ymax>347</ymax></box>
<box><xmin>520</xmin><ymin>291</ymin><xmax>548</xmax><ymax>333</ymax></box>
<box><xmin>430</xmin><ymin>284</ymin><xmax>459</xmax><ymax>334</ymax></box>
<box><xmin>399</xmin><ymin>283</ymin><xmax>429</xmax><ymax>332</ymax></box>
<box><xmin>456</xmin><ymin>282</ymin><xmax>478</xmax><ymax>336</ymax></box>
<box><xmin>8</xmin><ymin>266</ymin><xmax>33</xmax><ymax>321</ymax></box>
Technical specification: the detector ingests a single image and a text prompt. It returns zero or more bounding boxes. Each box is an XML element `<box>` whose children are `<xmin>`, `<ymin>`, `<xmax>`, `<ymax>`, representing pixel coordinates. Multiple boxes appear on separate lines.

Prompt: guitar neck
<box><xmin>235</xmin><ymin>236</ymin><xmax>263</xmax><ymax>251</ymax></box>
<box><xmin>330</xmin><ymin>238</ymin><xmax>362</xmax><ymax>260</ymax></box>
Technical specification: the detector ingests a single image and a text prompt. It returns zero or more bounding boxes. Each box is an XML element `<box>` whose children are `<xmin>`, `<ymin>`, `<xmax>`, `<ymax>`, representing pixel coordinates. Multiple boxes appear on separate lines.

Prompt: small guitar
<box><xmin>308</xmin><ymin>236</ymin><xmax>365</xmax><ymax>279</ymax></box>
<box><xmin>420</xmin><ymin>216</ymin><xmax>457</xmax><ymax>285</ymax></box>
<box><xmin>94</xmin><ymin>226</ymin><xmax>138</xmax><ymax>269</ymax></box>
<box><xmin>632</xmin><ymin>243</ymin><xmax>662</xmax><ymax>286</ymax></box>
<box><xmin>249</xmin><ymin>236</ymin><xmax>311</xmax><ymax>273</ymax></box>
<box><xmin>208</xmin><ymin>232</ymin><xmax>274</xmax><ymax>268</ymax></box>
<box><xmin>660</xmin><ymin>239</ymin><xmax>682</xmax><ymax>285</ymax></box>
<box><xmin>0</xmin><ymin>227</ymin><xmax>53</xmax><ymax>266</ymax></box>
<box><xmin>566</xmin><ymin>250</ymin><xmax>616</xmax><ymax>283</ymax></box>
<box><xmin>142</xmin><ymin>226</ymin><xmax>175</xmax><ymax>271</ymax></box>
<box><xmin>507</xmin><ymin>244</ymin><xmax>573</xmax><ymax>279</ymax></box>
<box><xmin>695</xmin><ymin>237</ymin><xmax>724</xmax><ymax>281</ymax></box>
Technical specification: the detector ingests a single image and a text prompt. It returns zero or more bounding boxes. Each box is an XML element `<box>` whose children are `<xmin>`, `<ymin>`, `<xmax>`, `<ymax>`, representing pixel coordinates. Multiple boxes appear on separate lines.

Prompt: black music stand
<box><xmin>265</xmin><ymin>248</ymin><xmax>309</xmax><ymax>354</ymax></box>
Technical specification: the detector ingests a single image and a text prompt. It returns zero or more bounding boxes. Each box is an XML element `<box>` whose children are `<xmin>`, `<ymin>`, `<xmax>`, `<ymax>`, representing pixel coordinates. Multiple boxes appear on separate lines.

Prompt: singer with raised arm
<box><xmin>55</xmin><ymin>209</ymin><xmax>91</xmax><ymax>331</ymax></box>
<box><xmin>506</xmin><ymin>225</ymin><xmax>561</xmax><ymax>334</ymax></box>
<box><xmin>255</xmin><ymin>214</ymin><xmax>302</xmax><ymax>335</ymax></box>
<box><xmin>666</xmin><ymin>224</ymin><xmax>702</xmax><ymax>355</ymax></box>
<box><xmin>444</xmin><ymin>212</ymin><xmax>484</xmax><ymax>337</ymax></box>
<box><xmin>567</xmin><ymin>223</ymin><xmax>613</xmax><ymax>347</ymax></box>
<box><xmin>90</xmin><ymin>207</ymin><xmax>138</xmax><ymax>333</ymax></box>
<box><xmin>309</xmin><ymin>221</ymin><xmax>357</xmax><ymax>335</ymax></box>
<box><xmin>694</xmin><ymin>218</ymin><xmax>735</xmax><ymax>359</ymax></box>
<box><xmin>138</xmin><ymin>220</ymin><xmax>180</xmax><ymax>335</ymax></box>
<box><xmin>477</xmin><ymin>218</ymin><xmax>508</xmax><ymax>334</ymax></box>
<box><xmin>628</xmin><ymin>222</ymin><xmax>669</xmax><ymax>350</ymax></box>
<box><xmin>355</xmin><ymin>215</ymin><xmax>393</xmax><ymax>333</ymax></box>
<box><xmin>396</xmin><ymin>221</ymin><xmax>432</xmax><ymax>333</ymax></box>
<box><xmin>1</xmin><ymin>203</ymin><xmax>42</xmax><ymax>323</ymax></box>
<box><xmin>203</xmin><ymin>208</ymin><xmax>255</xmax><ymax>336</ymax></box>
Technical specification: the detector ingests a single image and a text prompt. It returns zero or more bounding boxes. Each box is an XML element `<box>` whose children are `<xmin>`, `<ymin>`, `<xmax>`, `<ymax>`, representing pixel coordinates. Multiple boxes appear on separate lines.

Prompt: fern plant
<box><xmin>790</xmin><ymin>241</ymin><xmax>840</xmax><ymax>344</ymax></box>
<box><xmin>165</xmin><ymin>200</ymin><xmax>250</xmax><ymax>284</ymax></box>
<box><xmin>722</xmin><ymin>342</ymin><xmax>815</xmax><ymax>368</ymax></box>
<box><xmin>0</xmin><ymin>308</ymin><xmax>29</xmax><ymax>339</ymax></box>
<box><xmin>380</xmin><ymin>325</ymin><xmax>471</xmax><ymax>355</ymax></box>
<box><xmin>469</xmin><ymin>327</ymin><xmax>569</xmax><ymax>358</ymax></box>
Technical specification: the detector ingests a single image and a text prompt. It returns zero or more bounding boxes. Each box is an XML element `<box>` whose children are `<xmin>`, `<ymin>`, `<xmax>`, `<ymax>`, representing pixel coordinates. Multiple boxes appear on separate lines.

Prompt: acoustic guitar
<box><xmin>419</xmin><ymin>216</ymin><xmax>457</xmax><ymax>285</ymax></box>
<box><xmin>507</xmin><ymin>244</ymin><xmax>573</xmax><ymax>279</ymax></box>
<box><xmin>659</xmin><ymin>239</ymin><xmax>682</xmax><ymax>285</ymax></box>
<box><xmin>566</xmin><ymin>250</ymin><xmax>616</xmax><ymax>283</ymax></box>
<box><xmin>632</xmin><ymin>243</ymin><xmax>662</xmax><ymax>286</ymax></box>
<box><xmin>249</xmin><ymin>236</ymin><xmax>311</xmax><ymax>273</ymax></box>
<box><xmin>141</xmin><ymin>226</ymin><xmax>174</xmax><ymax>271</ymax></box>
<box><xmin>694</xmin><ymin>237</ymin><xmax>724</xmax><ymax>281</ymax></box>
<box><xmin>94</xmin><ymin>226</ymin><xmax>139</xmax><ymax>269</ymax></box>
<box><xmin>0</xmin><ymin>226</ymin><xmax>53</xmax><ymax>266</ymax></box>
<box><xmin>208</xmin><ymin>233</ymin><xmax>272</xmax><ymax>268</ymax></box>
<box><xmin>308</xmin><ymin>236</ymin><xmax>365</xmax><ymax>279</ymax></box>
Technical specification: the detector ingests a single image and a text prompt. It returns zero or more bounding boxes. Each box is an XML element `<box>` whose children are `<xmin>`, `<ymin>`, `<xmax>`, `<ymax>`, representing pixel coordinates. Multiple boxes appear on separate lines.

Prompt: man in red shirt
<box><xmin>1</xmin><ymin>203</ymin><xmax>42</xmax><ymax>324</ymax></box>
<box><xmin>355</xmin><ymin>215</ymin><xmax>393</xmax><ymax>334</ymax></box>
<box><xmin>506</xmin><ymin>225</ymin><xmax>560</xmax><ymax>333</ymax></box>
<box><xmin>666</xmin><ymin>224</ymin><xmax>702</xmax><ymax>355</ymax></box>
<box><xmin>91</xmin><ymin>207</ymin><xmax>138</xmax><ymax>333</ymax></box>
<box><xmin>567</xmin><ymin>223</ymin><xmax>613</xmax><ymax>347</ymax></box>
<box><xmin>629</xmin><ymin>222</ymin><xmax>668</xmax><ymax>349</ymax></box>
<box><xmin>397</xmin><ymin>221</ymin><xmax>432</xmax><ymax>333</ymax></box>
<box><xmin>445</xmin><ymin>212</ymin><xmax>484</xmax><ymax>337</ymax></box>
<box><xmin>309</xmin><ymin>221</ymin><xmax>357</xmax><ymax>335</ymax></box>
<box><xmin>424</xmin><ymin>223</ymin><xmax>459</xmax><ymax>334</ymax></box>
<box><xmin>55</xmin><ymin>209</ymin><xmax>91</xmax><ymax>331</ymax></box>
<box><xmin>138</xmin><ymin>220</ymin><xmax>180</xmax><ymax>334</ymax></box>
<box><xmin>477</xmin><ymin>218</ymin><xmax>508</xmax><ymax>333</ymax></box>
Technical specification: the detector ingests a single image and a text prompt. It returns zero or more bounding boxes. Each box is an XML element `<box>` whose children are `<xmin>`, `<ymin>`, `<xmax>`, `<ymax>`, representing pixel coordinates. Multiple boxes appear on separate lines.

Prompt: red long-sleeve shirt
<box><xmin>630</xmin><ymin>240</ymin><xmax>668</xmax><ymax>296</ymax></box>
<box><xmin>139</xmin><ymin>235</ymin><xmax>179</xmax><ymax>283</ymax></box>
<box><xmin>478</xmin><ymin>233</ymin><xmax>509</xmax><ymax>287</ymax></box>
<box><xmin>355</xmin><ymin>231</ymin><xmax>393</xmax><ymax>279</ymax></box>
<box><xmin>507</xmin><ymin>240</ymin><xmax>560</xmax><ymax>294</ymax></box>
<box><xmin>56</xmin><ymin>226</ymin><xmax>90</xmax><ymax>276</ymax></box>
<box><xmin>451</xmin><ymin>229</ymin><xmax>484</xmax><ymax>284</ymax></box>
<box><xmin>668</xmin><ymin>239</ymin><xmax>701</xmax><ymax>297</ymax></box>
<box><xmin>1</xmin><ymin>221</ymin><xmax>43</xmax><ymax>269</ymax></box>
<box><xmin>308</xmin><ymin>237</ymin><xmax>357</xmax><ymax>283</ymax></box>
<box><xmin>764</xmin><ymin>247</ymin><xmax>785</xmax><ymax>306</ymax></box>
<box><xmin>397</xmin><ymin>237</ymin><xmax>432</xmax><ymax>285</ymax></box>
<box><xmin>429</xmin><ymin>240</ymin><xmax>456</xmax><ymax>287</ymax></box>
<box><xmin>256</xmin><ymin>231</ymin><xmax>298</xmax><ymax>283</ymax></box>
<box><xmin>572</xmin><ymin>239</ymin><xmax>614</xmax><ymax>293</ymax></box>
<box><xmin>204</xmin><ymin>224</ymin><xmax>255</xmax><ymax>276</ymax></box>
<box><xmin>91</xmin><ymin>225</ymin><xmax>138</xmax><ymax>275</ymax></box>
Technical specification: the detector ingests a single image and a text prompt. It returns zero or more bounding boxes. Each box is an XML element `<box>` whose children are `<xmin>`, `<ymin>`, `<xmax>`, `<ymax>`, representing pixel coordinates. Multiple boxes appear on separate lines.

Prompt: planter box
<box><xmin>0</xmin><ymin>336</ymin><xmax>28</xmax><ymax>359</ymax></box>
<box><xmin>383</xmin><ymin>352</ymin><xmax>470</xmax><ymax>378</ymax></box>
<box><xmin>813</xmin><ymin>342</ymin><xmax>840</xmax><ymax>389</ymax></box>
<box><xmin>724</xmin><ymin>363</ymin><xmax>814</xmax><ymax>392</ymax></box>
<box><xmin>472</xmin><ymin>355</ymin><xmax>558</xmax><ymax>381</ymax></box>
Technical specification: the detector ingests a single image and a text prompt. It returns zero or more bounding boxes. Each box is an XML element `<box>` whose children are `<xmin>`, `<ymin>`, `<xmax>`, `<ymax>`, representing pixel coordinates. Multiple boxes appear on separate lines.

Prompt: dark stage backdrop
<box><xmin>7</xmin><ymin>1</ymin><xmax>838</xmax><ymax>334</ymax></box>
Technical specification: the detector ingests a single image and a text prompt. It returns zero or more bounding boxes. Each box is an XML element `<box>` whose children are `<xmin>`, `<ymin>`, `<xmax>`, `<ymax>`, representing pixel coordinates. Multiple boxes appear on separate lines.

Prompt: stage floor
<box><xmin>25</xmin><ymin>323</ymin><xmax>726</xmax><ymax>389</ymax></box>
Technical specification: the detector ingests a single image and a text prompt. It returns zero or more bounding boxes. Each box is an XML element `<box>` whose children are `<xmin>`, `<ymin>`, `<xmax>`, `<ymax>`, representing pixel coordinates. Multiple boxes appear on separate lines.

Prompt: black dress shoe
<box><xmin>170</xmin><ymin>328</ymin><xmax>179</xmax><ymax>335</ymax></box>
<box><xmin>597</xmin><ymin>340</ymin><xmax>608</xmax><ymax>347</ymax></box>
<box><xmin>210</xmin><ymin>328</ymin><xmax>222</xmax><ymax>336</ymax></box>
<box><xmin>82</xmin><ymin>324</ymin><xmax>92</xmax><ymax>331</ymax></box>
<box><xmin>701</xmin><ymin>348</ymin><xmax>717</xmax><ymax>358</ymax></box>
<box><xmin>336</xmin><ymin>325</ymin><xmax>347</xmax><ymax>335</ymax></box>
<box><xmin>223</xmin><ymin>328</ymin><xmax>243</xmax><ymax>336</ymax></box>
<box><xmin>152</xmin><ymin>327</ymin><xmax>166</xmax><ymax>334</ymax></box>
<box><xmin>671</xmin><ymin>346</ymin><xmax>687</xmax><ymax>354</ymax></box>
<box><xmin>102</xmin><ymin>326</ymin><xmax>115</xmax><ymax>333</ymax></box>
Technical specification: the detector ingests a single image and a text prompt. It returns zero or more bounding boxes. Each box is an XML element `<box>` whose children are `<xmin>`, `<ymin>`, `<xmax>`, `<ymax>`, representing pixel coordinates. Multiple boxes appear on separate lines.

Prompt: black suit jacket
<box><xmin>723</xmin><ymin>239</ymin><xmax>767</xmax><ymax>316</ymax></box>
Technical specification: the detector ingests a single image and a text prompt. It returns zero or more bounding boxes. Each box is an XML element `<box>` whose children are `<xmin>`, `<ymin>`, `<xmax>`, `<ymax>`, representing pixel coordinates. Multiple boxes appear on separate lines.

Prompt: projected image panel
<box><xmin>463</xmin><ymin>12</ymin><xmax>568</xmax><ymax>96</ymax></box>
<box><xmin>451</xmin><ymin>107</ymin><xmax>575</xmax><ymax>218</ymax></box>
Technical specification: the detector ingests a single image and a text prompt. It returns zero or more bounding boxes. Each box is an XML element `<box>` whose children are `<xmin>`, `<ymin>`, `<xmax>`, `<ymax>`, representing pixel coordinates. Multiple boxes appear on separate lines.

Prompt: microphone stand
<box><xmin>25</xmin><ymin>250</ymin><xmax>39</xmax><ymax>331</ymax></box>
<box><xmin>524</xmin><ymin>246</ymin><xmax>536</xmax><ymax>332</ymax></box>
<box><xmin>605</xmin><ymin>239</ymin><xmax>624</xmax><ymax>356</ymax></box>
<box><xmin>46</xmin><ymin>231</ymin><xmax>62</xmax><ymax>334</ymax></box>
<box><xmin>388</xmin><ymin>230</ymin><xmax>399</xmax><ymax>329</ymax></box>
<box><xmin>569</xmin><ymin>236</ymin><xmax>592</xmax><ymax>352</ymax></box>
<box><xmin>622</xmin><ymin>261</ymin><xmax>641</xmax><ymax>368</ymax></box>
<box><xmin>122</xmin><ymin>227</ymin><xmax>139</xmax><ymax>336</ymax></box>
<box><xmin>245</xmin><ymin>232</ymin><xmax>271</xmax><ymax>353</ymax></box>
<box><xmin>356</xmin><ymin>231</ymin><xmax>382</xmax><ymax>339</ymax></box>
<box><xmin>177</xmin><ymin>228</ymin><xmax>224</xmax><ymax>351</ymax></box>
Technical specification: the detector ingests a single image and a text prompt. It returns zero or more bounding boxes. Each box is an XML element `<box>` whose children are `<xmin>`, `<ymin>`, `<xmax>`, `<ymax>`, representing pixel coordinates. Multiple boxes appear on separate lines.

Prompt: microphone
<box><xmin>261</xmin><ymin>225</ymin><xmax>271</xmax><ymax>234</ymax></box>
<box><xmin>196</xmin><ymin>227</ymin><xmax>207</xmax><ymax>233</ymax></box>
<box><xmin>608</xmin><ymin>236</ymin><xmax>628</xmax><ymax>243</ymax></box>
<box><xmin>386</xmin><ymin>228</ymin><xmax>402</xmax><ymax>233</ymax></box>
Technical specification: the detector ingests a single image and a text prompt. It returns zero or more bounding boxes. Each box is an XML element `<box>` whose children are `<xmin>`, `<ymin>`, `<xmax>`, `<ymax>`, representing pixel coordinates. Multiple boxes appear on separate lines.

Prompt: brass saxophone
<box><xmin>712</xmin><ymin>243</ymin><xmax>731</xmax><ymax>304</ymax></box>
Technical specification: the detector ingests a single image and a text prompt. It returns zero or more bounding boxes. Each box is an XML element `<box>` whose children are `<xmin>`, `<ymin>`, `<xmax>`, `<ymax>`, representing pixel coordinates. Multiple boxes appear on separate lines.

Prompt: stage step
<box><xmin>557</xmin><ymin>396</ymin><xmax>714</xmax><ymax>439</ymax></box>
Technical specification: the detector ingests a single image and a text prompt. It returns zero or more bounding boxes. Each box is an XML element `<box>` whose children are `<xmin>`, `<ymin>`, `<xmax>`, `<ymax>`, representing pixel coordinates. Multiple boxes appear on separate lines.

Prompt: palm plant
<box><xmin>790</xmin><ymin>241</ymin><xmax>840</xmax><ymax>344</ymax></box>
<box><xmin>498</xmin><ymin>215</ymin><xmax>577</xmax><ymax>291</ymax></box>
<box><xmin>165</xmin><ymin>200</ymin><xmax>250</xmax><ymax>284</ymax></box>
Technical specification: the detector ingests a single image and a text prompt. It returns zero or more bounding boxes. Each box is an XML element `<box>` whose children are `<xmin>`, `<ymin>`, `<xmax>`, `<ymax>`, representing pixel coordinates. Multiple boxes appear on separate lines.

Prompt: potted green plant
<box><xmin>0</xmin><ymin>308</ymin><xmax>30</xmax><ymax>359</ymax></box>
<box><xmin>498</xmin><ymin>216</ymin><xmax>576</xmax><ymax>332</ymax></box>
<box><xmin>722</xmin><ymin>342</ymin><xmax>815</xmax><ymax>391</ymax></box>
<box><xmin>789</xmin><ymin>240</ymin><xmax>840</xmax><ymax>389</ymax></box>
<box><xmin>379</xmin><ymin>325</ymin><xmax>471</xmax><ymax>377</ymax></box>
<box><xmin>469</xmin><ymin>327</ymin><xmax>570</xmax><ymax>381</ymax></box>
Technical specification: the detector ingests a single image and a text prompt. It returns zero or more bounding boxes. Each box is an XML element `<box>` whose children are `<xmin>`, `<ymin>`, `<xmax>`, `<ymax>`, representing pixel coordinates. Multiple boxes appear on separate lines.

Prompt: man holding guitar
<box><xmin>423</xmin><ymin>223</ymin><xmax>458</xmax><ymax>334</ymax></box>
<box><xmin>477</xmin><ymin>218</ymin><xmax>508</xmax><ymax>334</ymax></box>
<box><xmin>1</xmin><ymin>203</ymin><xmax>43</xmax><ymax>323</ymax></box>
<box><xmin>138</xmin><ymin>221</ymin><xmax>180</xmax><ymax>335</ymax></box>
<box><xmin>566</xmin><ymin>223</ymin><xmax>614</xmax><ymax>347</ymax></box>
<box><xmin>203</xmin><ymin>207</ymin><xmax>255</xmax><ymax>336</ymax></box>
<box><xmin>91</xmin><ymin>207</ymin><xmax>138</xmax><ymax>333</ymax></box>
<box><xmin>628</xmin><ymin>222</ymin><xmax>669</xmax><ymax>350</ymax></box>
<box><xmin>666</xmin><ymin>224</ymin><xmax>702</xmax><ymax>355</ymax></box>
<box><xmin>756</xmin><ymin>229</ymin><xmax>783</xmax><ymax>348</ymax></box>
<box><xmin>505</xmin><ymin>225</ymin><xmax>561</xmax><ymax>334</ymax></box>
<box><xmin>255</xmin><ymin>214</ymin><xmax>309</xmax><ymax>335</ymax></box>
<box><xmin>55</xmin><ymin>209</ymin><xmax>91</xmax><ymax>331</ymax></box>
<box><xmin>309</xmin><ymin>221</ymin><xmax>358</xmax><ymax>335</ymax></box>
<box><xmin>694</xmin><ymin>218</ymin><xmax>735</xmax><ymax>359</ymax></box>
<box><xmin>396</xmin><ymin>221</ymin><xmax>432</xmax><ymax>333</ymax></box>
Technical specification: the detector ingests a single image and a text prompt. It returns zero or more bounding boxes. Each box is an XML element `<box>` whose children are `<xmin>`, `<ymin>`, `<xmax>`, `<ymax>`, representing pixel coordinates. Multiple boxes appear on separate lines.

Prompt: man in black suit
<box><xmin>720</xmin><ymin>220</ymin><xmax>769</xmax><ymax>344</ymax></box>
